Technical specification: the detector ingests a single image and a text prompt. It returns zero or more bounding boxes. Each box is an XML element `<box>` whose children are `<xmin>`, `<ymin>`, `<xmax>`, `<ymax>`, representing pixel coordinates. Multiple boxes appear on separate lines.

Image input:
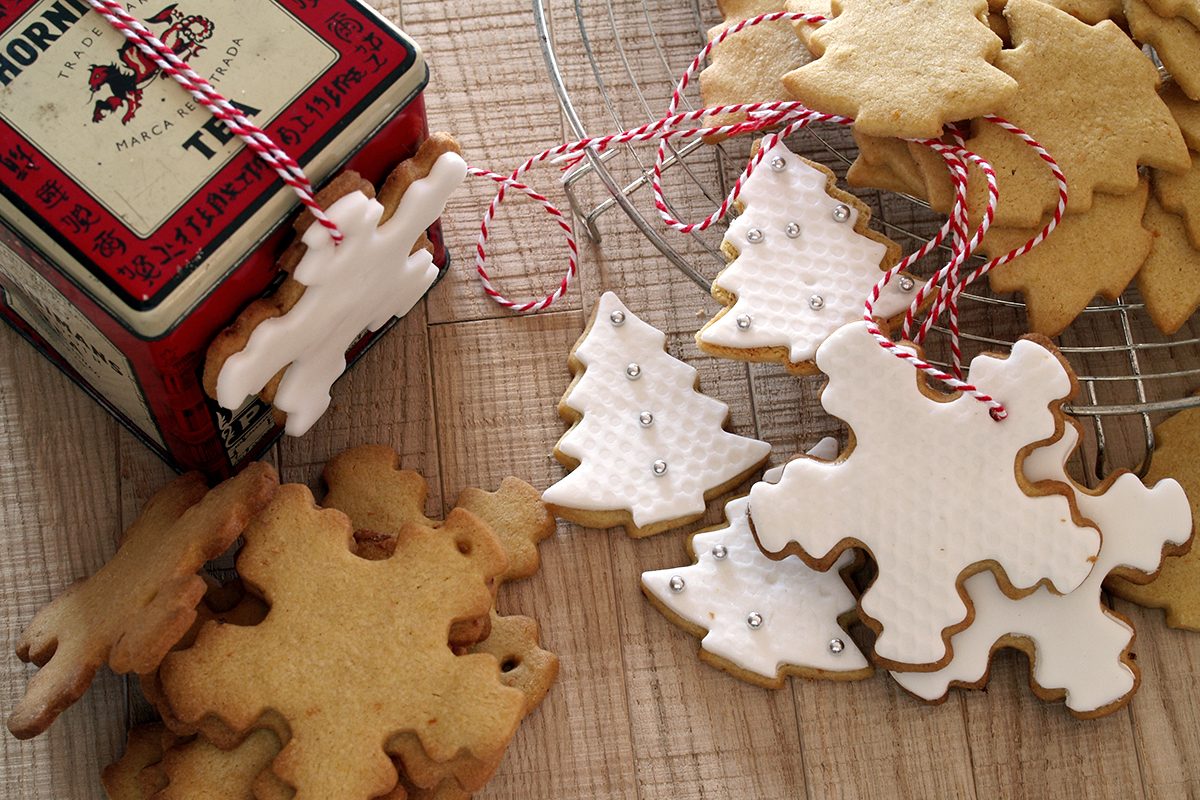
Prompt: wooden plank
<box><xmin>395</xmin><ymin>0</ymin><xmax>583</xmax><ymax>326</ymax></box>
<box><xmin>430</xmin><ymin>312</ymin><xmax>640</xmax><ymax>800</ymax></box>
<box><xmin>0</xmin><ymin>327</ymin><xmax>123</xmax><ymax>800</ymax></box>
<box><xmin>1120</xmin><ymin>602</ymin><xmax>1200</xmax><ymax>800</ymax></box>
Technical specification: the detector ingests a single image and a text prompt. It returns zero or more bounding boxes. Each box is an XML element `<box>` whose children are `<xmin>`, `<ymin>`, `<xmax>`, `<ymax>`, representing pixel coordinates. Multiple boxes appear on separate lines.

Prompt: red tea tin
<box><xmin>0</xmin><ymin>0</ymin><xmax>440</xmax><ymax>477</ymax></box>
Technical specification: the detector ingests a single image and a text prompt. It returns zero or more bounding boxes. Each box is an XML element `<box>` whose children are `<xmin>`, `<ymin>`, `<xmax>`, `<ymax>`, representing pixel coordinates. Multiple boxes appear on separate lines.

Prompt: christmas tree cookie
<box><xmin>697</xmin><ymin>141</ymin><xmax>914</xmax><ymax>374</ymax></box>
<box><xmin>542</xmin><ymin>292</ymin><xmax>771</xmax><ymax>537</ymax></box>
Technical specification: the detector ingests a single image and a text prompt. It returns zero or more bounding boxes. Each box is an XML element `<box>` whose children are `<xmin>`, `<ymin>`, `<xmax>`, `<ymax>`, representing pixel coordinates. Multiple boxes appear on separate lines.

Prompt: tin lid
<box><xmin>0</xmin><ymin>0</ymin><xmax>427</xmax><ymax>338</ymax></box>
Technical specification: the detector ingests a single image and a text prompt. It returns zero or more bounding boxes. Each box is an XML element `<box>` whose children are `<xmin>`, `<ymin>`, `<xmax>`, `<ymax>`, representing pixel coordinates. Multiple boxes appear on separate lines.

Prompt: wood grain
<box><xmin>3</xmin><ymin>0</ymin><xmax>1200</xmax><ymax>798</ymax></box>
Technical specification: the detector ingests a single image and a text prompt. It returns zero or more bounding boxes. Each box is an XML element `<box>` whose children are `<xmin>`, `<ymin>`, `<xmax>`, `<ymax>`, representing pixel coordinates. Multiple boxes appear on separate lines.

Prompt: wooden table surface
<box><xmin>5</xmin><ymin>0</ymin><xmax>1200</xmax><ymax>798</ymax></box>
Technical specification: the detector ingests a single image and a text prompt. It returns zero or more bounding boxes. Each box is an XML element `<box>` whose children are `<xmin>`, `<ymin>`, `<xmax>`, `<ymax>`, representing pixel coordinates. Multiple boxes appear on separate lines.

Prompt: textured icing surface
<box><xmin>893</xmin><ymin>426</ymin><xmax>1192</xmax><ymax>712</ymax></box>
<box><xmin>216</xmin><ymin>152</ymin><xmax>467</xmax><ymax>436</ymax></box>
<box><xmin>749</xmin><ymin>321</ymin><xmax>1102</xmax><ymax>667</ymax></box>
<box><xmin>643</xmin><ymin>438</ymin><xmax>869</xmax><ymax>680</ymax></box>
<box><xmin>698</xmin><ymin>141</ymin><xmax>913</xmax><ymax>365</ymax></box>
<box><xmin>542</xmin><ymin>292</ymin><xmax>771</xmax><ymax>529</ymax></box>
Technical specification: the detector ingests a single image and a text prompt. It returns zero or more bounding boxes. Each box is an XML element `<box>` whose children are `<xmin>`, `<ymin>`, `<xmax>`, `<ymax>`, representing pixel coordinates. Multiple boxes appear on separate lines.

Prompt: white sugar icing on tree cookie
<box><xmin>215</xmin><ymin>151</ymin><xmax>467</xmax><ymax>436</ymax></box>
<box><xmin>891</xmin><ymin>424</ymin><xmax>1192</xmax><ymax>716</ymax></box>
<box><xmin>643</xmin><ymin>438</ymin><xmax>872</xmax><ymax>686</ymax></box>
<box><xmin>748</xmin><ymin>321</ymin><xmax>1102</xmax><ymax>669</ymax></box>
<box><xmin>542</xmin><ymin>292</ymin><xmax>771</xmax><ymax>538</ymax></box>
<box><xmin>696</xmin><ymin>141</ymin><xmax>915</xmax><ymax>372</ymax></box>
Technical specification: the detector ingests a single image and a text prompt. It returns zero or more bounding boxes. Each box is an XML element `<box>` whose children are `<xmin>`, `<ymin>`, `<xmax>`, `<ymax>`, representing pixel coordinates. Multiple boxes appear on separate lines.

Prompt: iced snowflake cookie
<box><xmin>542</xmin><ymin>292</ymin><xmax>771</xmax><ymax>538</ymax></box>
<box><xmin>748</xmin><ymin>321</ymin><xmax>1102</xmax><ymax>670</ymax></box>
<box><xmin>205</xmin><ymin>134</ymin><xmax>467</xmax><ymax>436</ymax></box>
<box><xmin>643</xmin><ymin>438</ymin><xmax>872</xmax><ymax>687</ymax></box>
<box><xmin>1107</xmin><ymin>400</ymin><xmax>1200</xmax><ymax>629</ymax></box>
<box><xmin>696</xmin><ymin>141</ymin><xmax>914</xmax><ymax>374</ymax></box>
<box><xmin>782</xmin><ymin>0</ymin><xmax>1016</xmax><ymax>138</ymax></box>
<box><xmin>891</xmin><ymin>423</ymin><xmax>1192</xmax><ymax>717</ymax></box>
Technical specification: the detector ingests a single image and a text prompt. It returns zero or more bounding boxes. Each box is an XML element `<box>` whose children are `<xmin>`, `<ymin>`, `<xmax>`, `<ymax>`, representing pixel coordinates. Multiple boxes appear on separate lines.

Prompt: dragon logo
<box><xmin>88</xmin><ymin>4</ymin><xmax>214</xmax><ymax>125</ymax></box>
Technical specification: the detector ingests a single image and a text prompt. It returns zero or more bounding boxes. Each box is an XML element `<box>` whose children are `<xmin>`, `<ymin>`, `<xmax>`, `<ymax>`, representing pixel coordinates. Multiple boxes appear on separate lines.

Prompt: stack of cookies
<box><xmin>6</xmin><ymin>446</ymin><xmax>558</xmax><ymax>800</ymax></box>
<box><xmin>700</xmin><ymin>0</ymin><xmax>1200</xmax><ymax>336</ymax></box>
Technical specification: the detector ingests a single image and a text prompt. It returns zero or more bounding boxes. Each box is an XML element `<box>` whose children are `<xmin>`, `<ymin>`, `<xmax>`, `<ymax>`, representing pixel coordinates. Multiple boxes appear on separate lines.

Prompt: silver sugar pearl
<box><xmin>735</xmin><ymin>314</ymin><xmax>752</xmax><ymax>330</ymax></box>
<box><xmin>609</xmin><ymin>310</ymin><xmax>626</xmax><ymax>326</ymax></box>
<box><xmin>769</xmin><ymin>155</ymin><xmax>787</xmax><ymax>171</ymax></box>
<box><xmin>832</xmin><ymin>204</ymin><xmax>852</xmax><ymax>223</ymax></box>
<box><xmin>898</xmin><ymin>276</ymin><xmax>915</xmax><ymax>292</ymax></box>
<box><xmin>669</xmin><ymin>575</ymin><xmax>685</xmax><ymax>593</ymax></box>
<box><xmin>639</xmin><ymin>411</ymin><xmax>654</xmax><ymax>427</ymax></box>
<box><xmin>652</xmin><ymin>459</ymin><xmax>668</xmax><ymax>476</ymax></box>
<box><xmin>808</xmin><ymin>295</ymin><xmax>825</xmax><ymax>311</ymax></box>
<box><xmin>625</xmin><ymin>363</ymin><xmax>642</xmax><ymax>380</ymax></box>
<box><xmin>829</xmin><ymin>638</ymin><xmax>846</xmax><ymax>654</ymax></box>
<box><xmin>711</xmin><ymin>544</ymin><xmax>728</xmax><ymax>560</ymax></box>
<box><xmin>746</xmin><ymin>228</ymin><xmax>764</xmax><ymax>244</ymax></box>
<box><xmin>746</xmin><ymin>612</ymin><xmax>764</xmax><ymax>630</ymax></box>
<box><xmin>785</xmin><ymin>221</ymin><xmax>802</xmax><ymax>239</ymax></box>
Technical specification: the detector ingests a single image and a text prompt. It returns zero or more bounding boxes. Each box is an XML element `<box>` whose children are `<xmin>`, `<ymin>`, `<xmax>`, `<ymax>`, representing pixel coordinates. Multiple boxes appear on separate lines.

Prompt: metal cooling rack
<box><xmin>533</xmin><ymin>0</ymin><xmax>1200</xmax><ymax>479</ymax></box>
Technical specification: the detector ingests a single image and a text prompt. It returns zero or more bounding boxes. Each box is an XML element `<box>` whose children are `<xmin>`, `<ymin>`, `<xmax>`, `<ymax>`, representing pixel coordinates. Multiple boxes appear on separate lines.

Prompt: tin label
<box><xmin>0</xmin><ymin>0</ymin><xmax>418</xmax><ymax>311</ymax></box>
<box><xmin>0</xmin><ymin>1</ymin><xmax>336</xmax><ymax>237</ymax></box>
<box><xmin>0</xmin><ymin>235</ymin><xmax>164</xmax><ymax>445</ymax></box>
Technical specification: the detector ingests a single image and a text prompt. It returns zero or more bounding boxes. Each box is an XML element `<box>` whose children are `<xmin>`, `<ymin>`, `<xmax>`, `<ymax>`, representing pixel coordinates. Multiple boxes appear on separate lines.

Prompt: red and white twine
<box><xmin>96</xmin><ymin>5</ymin><xmax>1071</xmax><ymax>420</ymax></box>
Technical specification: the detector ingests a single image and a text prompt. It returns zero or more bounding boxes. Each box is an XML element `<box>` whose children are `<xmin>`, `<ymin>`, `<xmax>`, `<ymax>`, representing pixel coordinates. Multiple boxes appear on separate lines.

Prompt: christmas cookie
<box><xmin>1137</xmin><ymin>198</ymin><xmax>1200</xmax><ymax>334</ymax></box>
<box><xmin>157</xmin><ymin>484</ymin><xmax>526</xmax><ymax>798</ymax></box>
<box><xmin>6</xmin><ymin>464</ymin><xmax>277</xmax><ymax>740</ymax></box>
<box><xmin>1164</xmin><ymin>79</ymin><xmax>1200</xmax><ymax>149</ymax></box>
<box><xmin>980</xmin><ymin>181</ymin><xmax>1154</xmax><ymax>336</ymax></box>
<box><xmin>748</xmin><ymin>321</ymin><xmax>1101</xmax><ymax>670</ymax></box>
<box><xmin>1144</xmin><ymin>0</ymin><xmax>1200</xmax><ymax>25</ymax></box>
<box><xmin>205</xmin><ymin>134</ymin><xmax>467</xmax><ymax>436</ymax></box>
<box><xmin>845</xmin><ymin>130</ymin><xmax>931</xmax><ymax>197</ymax></box>
<box><xmin>700</xmin><ymin>0</ymin><xmax>815</xmax><ymax>133</ymax></box>
<box><xmin>1041</xmin><ymin>0</ymin><xmax>1125</xmax><ymax>22</ymax></box>
<box><xmin>891</xmin><ymin>423</ymin><xmax>1192</xmax><ymax>717</ymax></box>
<box><xmin>1153</xmin><ymin>155</ymin><xmax>1200</xmax><ymax>248</ymax></box>
<box><xmin>1126</xmin><ymin>0</ymin><xmax>1200</xmax><ymax>101</ymax></box>
<box><xmin>782</xmin><ymin>0</ymin><xmax>1016</xmax><ymax>138</ymax></box>
<box><xmin>151</xmin><ymin>729</ymin><xmax>284</xmax><ymax>800</ymax></box>
<box><xmin>1108</xmin><ymin>401</ymin><xmax>1200</xmax><ymax>628</ymax></box>
<box><xmin>696</xmin><ymin>141</ymin><xmax>914</xmax><ymax>373</ymax></box>
<box><xmin>542</xmin><ymin>292</ymin><xmax>771</xmax><ymax>537</ymax></box>
<box><xmin>102</xmin><ymin>723</ymin><xmax>177</xmax><ymax>800</ymax></box>
<box><xmin>964</xmin><ymin>0</ymin><xmax>1190</xmax><ymax>227</ymax></box>
<box><xmin>643</xmin><ymin>438</ymin><xmax>872</xmax><ymax>687</ymax></box>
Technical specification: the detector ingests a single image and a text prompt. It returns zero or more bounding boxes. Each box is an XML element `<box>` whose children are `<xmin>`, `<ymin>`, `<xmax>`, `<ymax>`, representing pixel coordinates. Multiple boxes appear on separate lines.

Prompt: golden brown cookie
<box><xmin>964</xmin><ymin>0</ymin><xmax>1190</xmax><ymax>227</ymax></box>
<box><xmin>980</xmin><ymin>181</ymin><xmax>1154</xmax><ymax>336</ymax></box>
<box><xmin>1153</xmin><ymin>153</ymin><xmax>1200</xmax><ymax>248</ymax></box>
<box><xmin>1040</xmin><ymin>0</ymin><xmax>1125</xmax><ymax>21</ymax></box>
<box><xmin>158</xmin><ymin>484</ymin><xmax>524</xmax><ymax>798</ymax></box>
<box><xmin>1126</xmin><ymin>0</ymin><xmax>1200</xmax><ymax>100</ymax></box>
<box><xmin>845</xmin><ymin>130</ymin><xmax>930</xmax><ymax>197</ymax></box>
<box><xmin>150</xmin><ymin>729</ymin><xmax>283</xmax><ymax>800</ymax></box>
<box><xmin>1143</xmin><ymin>0</ymin><xmax>1200</xmax><ymax>26</ymax></box>
<box><xmin>700</xmin><ymin>0</ymin><xmax>815</xmax><ymax>134</ymax></box>
<box><xmin>782</xmin><ymin>0</ymin><xmax>1016</xmax><ymax>138</ymax></box>
<box><xmin>102</xmin><ymin>724</ymin><xmax>179</xmax><ymax>800</ymax></box>
<box><xmin>1107</xmin><ymin>402</ymin><xmax>1200</xmax><ymax>628</ymax></box>
<box><xmin>7</xmin><ymin>464</ymin><xmax>278</xmax><ymax>740</ymax></box>
<box><xmin>203</xmin><ymin>134</ymin><xmax>461</xmax><ymax>418</ymax></box>
<box><xmin>1137</xmin><ymin>198</ymin><xmax>1200</xmax><ymax>334</ymax></box>
<box><xmin>1163</xmin><ymin>80</ymin><xmax>1200</xmax><ymax>149</ymax></box>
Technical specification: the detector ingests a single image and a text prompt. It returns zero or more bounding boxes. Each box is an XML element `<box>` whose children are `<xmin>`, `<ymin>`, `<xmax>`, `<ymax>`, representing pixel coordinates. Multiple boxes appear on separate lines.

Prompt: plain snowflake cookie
<box><xmin>643</xmin><ymin>438</ymin><xmax>871</xmax><ymax>686</ymax></box>
<box><xmin>748</xmin><ymin>321</ymin><xmax>1101</xmax><ymax>670</ymax></box>
<box><xmin>543</xmin><ymin>292</ymin><xmax>772</xmax><ymax>537</ymax></box>
<box><xmin>697</xmin><ymin>141</ymin><xmax>915</xmax><ymax>374</ymax></box>
<box><xmin>891</xmin><ymin>423</ymin><xmax>1192</xmax><ymax>717</ymax></box>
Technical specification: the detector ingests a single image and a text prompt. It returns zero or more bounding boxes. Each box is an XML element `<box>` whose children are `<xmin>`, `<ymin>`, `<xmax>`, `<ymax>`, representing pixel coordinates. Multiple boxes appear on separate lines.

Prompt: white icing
<box><xmin>698</xmin><ymin>142</ymin><xmax>913</xmax><ymax>365</ymax></box>
<box><xmin>749</xmin><ymin>321</ymin><xmax>1102</xmax><ymax>667</ymax></box>
<box><xmin>643</xmin><ymin>438</ymin><xmax>870</xmax><ymax>680</ymax></box>
<box><xmin>542</xmin><ymin>292</ymin><xmax>772</xmax><ymax>530</ymax></box>
<box><xmin>215</xmin><ymin>152</ymin><xmax>468</xmax><ymax>436</ymax></box>
<box><xmin>893</xmin><ymin>425</ymin><xmax>1192</xmax><ymax>713</ymax></box>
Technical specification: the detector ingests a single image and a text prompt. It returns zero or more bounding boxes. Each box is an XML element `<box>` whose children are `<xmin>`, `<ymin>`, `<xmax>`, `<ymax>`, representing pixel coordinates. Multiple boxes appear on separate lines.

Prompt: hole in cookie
<box><xmin>501</xmin><ymin>656</ymin><xmax>520</xmax><ymax>673</ymax></box>
<box><xmin>456</xmin><ymin>539</ymin><xmax>472</xmax><ymax>555</ymax></box>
